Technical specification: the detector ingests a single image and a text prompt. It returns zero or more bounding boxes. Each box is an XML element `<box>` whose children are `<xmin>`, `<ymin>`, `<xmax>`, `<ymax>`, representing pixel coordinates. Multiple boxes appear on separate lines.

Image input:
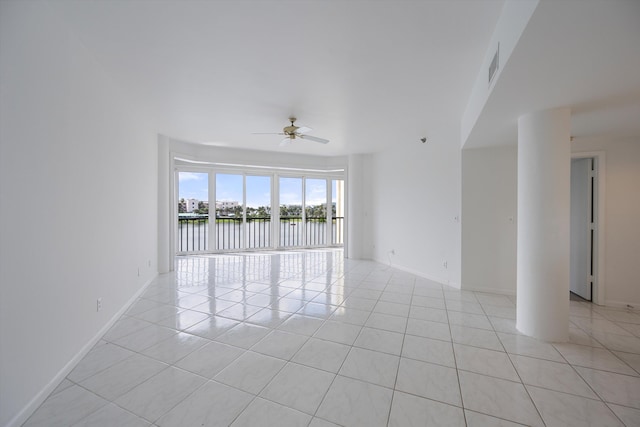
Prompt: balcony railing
<box><xmin>306</xmin><ymin>217</ymin><xmax>327</xmax><ymax>246</ymax></box>
<box><xmin>178</xmin><ymin>215</ymin><xmax>208</xmax><ymax>252</ymax></box>
<box><xmin>280</xmin><ymin>217</ymin><xmax>302</xmax><ymax>247</ymax></box>
<box><xmin>216</xmin><ymin>217</ymin><xmax>243</xmax><ymax>250</ymax></box>
<box><xmin>177</xmin><ymin>215</ymin><xmax>344</xmax><ymax>252</ymax></box>
<box><xmin>247</xmin><ymin>217</ymin><xmax>271</xmax><ymax>249</ymax></box>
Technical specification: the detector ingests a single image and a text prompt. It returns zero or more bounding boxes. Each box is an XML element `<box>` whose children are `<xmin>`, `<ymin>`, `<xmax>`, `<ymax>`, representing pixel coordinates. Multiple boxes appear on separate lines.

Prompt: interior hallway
<box><xmin>23</xmin><ymin>250</ymin><xmax>640</xmax><ymax>426</ymax></box>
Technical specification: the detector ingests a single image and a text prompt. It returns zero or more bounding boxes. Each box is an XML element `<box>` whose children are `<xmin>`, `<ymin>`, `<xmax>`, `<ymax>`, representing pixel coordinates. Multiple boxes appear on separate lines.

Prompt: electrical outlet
<box><xmin>443</xmin><ymin>260</ymin><xmax>448</xmax><ymax>269</ymax></box>
<box><xmin>96</xmin><ymin>298</ymin><xmax>102</xmax><ymax>312</ymax></box>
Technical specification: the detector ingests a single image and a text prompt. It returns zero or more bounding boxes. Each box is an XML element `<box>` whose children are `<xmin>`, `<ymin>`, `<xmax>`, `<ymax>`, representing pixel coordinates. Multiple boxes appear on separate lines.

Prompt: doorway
<box><xmin>570</xmin><ymin>158</ymin><xmax>593</xmax><ymax>301</ymax></box>
<box><xmin>570</xmin><ymin>154</ymin><xmax>604</xmax><ymax>303</ymax></box>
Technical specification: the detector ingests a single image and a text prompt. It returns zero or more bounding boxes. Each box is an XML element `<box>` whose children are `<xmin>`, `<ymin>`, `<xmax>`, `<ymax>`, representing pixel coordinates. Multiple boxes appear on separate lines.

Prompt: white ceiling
<box><xmin>51</xmin><ymin>1</ymin><xmax>640</xmax><ymax>156</ymax></box>
<box><xmin>52</xmin><ymin>0</ymin><xmax>504</xmax><ymax>156</ymax></box>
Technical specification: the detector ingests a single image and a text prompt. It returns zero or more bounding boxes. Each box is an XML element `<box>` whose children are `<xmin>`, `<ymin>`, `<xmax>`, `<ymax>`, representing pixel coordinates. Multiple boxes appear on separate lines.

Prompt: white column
<box><xmin>517</xmin><ymin>108</ymin><xmax>571</xmax><ymax>342</ymax></box>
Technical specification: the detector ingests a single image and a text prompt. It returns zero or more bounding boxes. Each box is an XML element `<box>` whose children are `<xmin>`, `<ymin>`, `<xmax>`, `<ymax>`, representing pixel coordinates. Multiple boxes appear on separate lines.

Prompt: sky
<box><xmin>178</xmin><ymin>172</ymin><xmax>338</xmax><ymax>207</ymax></box>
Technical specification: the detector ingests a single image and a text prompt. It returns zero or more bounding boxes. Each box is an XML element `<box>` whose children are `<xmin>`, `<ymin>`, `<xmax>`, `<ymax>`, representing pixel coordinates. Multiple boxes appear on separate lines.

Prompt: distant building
<box><xmin>186</xmin><ymin>198</ymin><xmax>199</xmax><ymax>212</ymax></box>
<box><xmin>216</xmin><ymin>200</ymin><xmax>239</xmax><ymax>210</ymax></box>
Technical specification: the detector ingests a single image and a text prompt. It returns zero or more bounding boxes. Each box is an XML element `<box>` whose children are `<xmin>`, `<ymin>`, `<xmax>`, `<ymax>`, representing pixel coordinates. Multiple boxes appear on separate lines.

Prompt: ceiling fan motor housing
<box><xmin>283</xmin><ymin>125</ymin><xmax>298</xmax><ymax>137</ymax></box>
<box><xmin>284</xmin><ymin>117</ymin><xmax>298</xmax><ymax>137</ymax></box>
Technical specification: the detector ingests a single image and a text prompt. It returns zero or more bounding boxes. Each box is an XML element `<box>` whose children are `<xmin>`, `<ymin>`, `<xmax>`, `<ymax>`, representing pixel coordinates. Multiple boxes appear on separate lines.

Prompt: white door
<box><xmin>570</xmin><ymin>158</ymin><xmax>593</xmax><ymax>300</ymax></box>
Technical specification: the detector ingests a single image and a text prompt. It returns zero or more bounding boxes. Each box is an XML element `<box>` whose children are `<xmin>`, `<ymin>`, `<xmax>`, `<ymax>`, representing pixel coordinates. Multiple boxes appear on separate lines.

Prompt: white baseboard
<box><xmin>372</xmin><ymin>256</ymin><xmax>454</xmax><ymax>289</ymax></box>
<box><xmin>604</xmin><ymin>299</ymin><xmax>640</xmax><ymax>311</ymax></box>
<box><xmin>6</xmin><ymin>274</ymin><xmax>157</xmax><ymax>427</ymax></box>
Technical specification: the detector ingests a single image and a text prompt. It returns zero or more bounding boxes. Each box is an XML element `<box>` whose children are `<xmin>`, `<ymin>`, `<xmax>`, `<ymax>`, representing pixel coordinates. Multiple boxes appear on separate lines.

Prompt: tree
<box><xmin>306</xmin><ymin>203</ymin><xmax>327</xmax><ymax>220</ymax></box>
<box><xmin>196</xmin><ymin>201</ymin><xmax>208</xmax><ymax>214</ymax></box>
<box><xmin>284</xmin><ymin>204</ymin><xmax>302</xmax><ymax>216</ymax></box>
<box><xmin>178</xmin><ymin>198</ymin><xmax>186</xmax><ymax>213</ymax></box>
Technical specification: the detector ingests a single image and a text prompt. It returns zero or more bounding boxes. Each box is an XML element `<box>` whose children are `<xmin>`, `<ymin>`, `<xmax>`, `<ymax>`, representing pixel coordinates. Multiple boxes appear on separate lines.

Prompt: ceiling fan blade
<box><xmin>299</xmin><ymin>134</ymin><xmax>329</xmax><ymax>144</ymax></box>
<box><xmin>296</xmin><ymin>126</ymin><xmax>312</xmax><ymax>134</ymax></box>
<box><xmin>280</xmin><ymin>138</ymin><xmax>292</xmax><ymax>146</ymax></box>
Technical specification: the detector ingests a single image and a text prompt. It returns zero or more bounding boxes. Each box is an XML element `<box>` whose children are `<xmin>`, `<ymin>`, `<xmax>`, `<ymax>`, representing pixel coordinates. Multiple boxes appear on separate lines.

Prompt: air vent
<box><xmin>488</xmin><ymin>43</ymin><xmax>499</xmax><ymax>85</ymax></box>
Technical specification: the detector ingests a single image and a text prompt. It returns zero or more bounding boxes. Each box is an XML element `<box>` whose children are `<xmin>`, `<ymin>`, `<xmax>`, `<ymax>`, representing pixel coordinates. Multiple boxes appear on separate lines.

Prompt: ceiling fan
<box><xmin>253</xmin><ymin>117</ymin><xmax>329</xmax><ymax>146</ymax></box>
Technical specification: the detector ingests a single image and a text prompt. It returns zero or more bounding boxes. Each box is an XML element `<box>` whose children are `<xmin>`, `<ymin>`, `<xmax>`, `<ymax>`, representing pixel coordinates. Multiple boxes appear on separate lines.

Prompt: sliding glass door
<box><xmin>177</xmin><ymin>171</ymin><xmax>209</xmax><ymax>252</ymax></box>
<box><xmin>215</xmin><ymin>173</ymin><xmax>243</xmax><ymax>250</ymax></box>
<box><xmin>279</xmin><ymin>177</ymin><xmax>335</xmax><ymax>248</ymax></box>
<box><xmin>215</xmin><ymin>173</ymin><xmax>272</xmax><ymax>251</ymax></box>
<box><xmin>175</xmin><ymin>166</ymin><xmax>344</xmax><ymax>254</ymax></box>
<box><xmin>279</xmin><ymin>177</ymin><xmax>303</xmax><ymax>247</ymax></box>
<box><xmin>305</xmin><ymin>178</ymin><xmax>327</xmax><ymax>246</ymax></box>
<box><xmin>246</xmin><ymin>175</ymin><xmax>271</xmax><ymax>249</ymax></box>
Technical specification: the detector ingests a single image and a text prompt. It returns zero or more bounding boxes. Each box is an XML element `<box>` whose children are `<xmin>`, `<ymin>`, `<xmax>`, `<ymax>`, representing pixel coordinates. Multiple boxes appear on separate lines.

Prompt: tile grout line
<box><xmin>553</xmin><ymin>327</ymin><xmax>634</xmax><ymax>426</ymax></box>
<box><xmin>384</xmin><ymin>275</ymin><xmax>413</xmax><ymax>427</ymax></box>
<box><xmin>476</xmin><ymin>295</ymin><xmax>548</xmax><ymax>426</ymax></box>
<box><xmin>442</xmin><ymin>288</ymin><xmax>469</xmax><ymax>427</ymax></box>
<box><xmin>225</xmin><ymin>272</ymin><xmax>349</xmax><ymax>425</ymax></box>
<box><xmin>203</xmin><ymin>262</ymin><xmax>344</xmax><ymax>427</ymax></box>
<box><xmin>307</xmin><ymin>270</ymin><xmax>386</xmax><ymax>425</ymax></box>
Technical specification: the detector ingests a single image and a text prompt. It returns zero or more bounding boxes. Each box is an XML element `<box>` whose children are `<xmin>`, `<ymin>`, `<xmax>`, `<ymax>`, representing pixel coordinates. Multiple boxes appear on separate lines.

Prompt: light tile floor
<box><xmin>24</xmin><ymin>249</ymin><xmax>640</xmax><ymax>426</ymax></box>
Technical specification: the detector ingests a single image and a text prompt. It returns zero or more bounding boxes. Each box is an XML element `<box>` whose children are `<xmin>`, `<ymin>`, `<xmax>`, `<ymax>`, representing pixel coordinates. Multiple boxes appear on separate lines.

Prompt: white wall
<box><xmin>461</xmin><ymin>146</ymin><xmax>518</xmax><ymax>294</ymax></box>
<box><xmin>0</xmin><ymin>3</ymin><xmax>158</xmax><ymax>426</ymax></box>
<box><xmin>460</xmin><ymin>139</ymin><xmax>640</xmax><ymax>307</ymax></box>
<box><xmin>368</xmin><ymin>134</ymin><xmax>461</xmax><ymax>287</ymax></box>
<box><xmin>572</xmin><ymin>138</ymin><xmax>640</xmax><ymax>307</ymax></box>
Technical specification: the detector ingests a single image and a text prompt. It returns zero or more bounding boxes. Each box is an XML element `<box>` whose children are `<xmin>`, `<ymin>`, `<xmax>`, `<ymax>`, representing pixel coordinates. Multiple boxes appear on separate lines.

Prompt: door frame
<box><xmin>571</xmin><ymin>151</ymin><xmax>606</xmax><ymax>305</ymax></box>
